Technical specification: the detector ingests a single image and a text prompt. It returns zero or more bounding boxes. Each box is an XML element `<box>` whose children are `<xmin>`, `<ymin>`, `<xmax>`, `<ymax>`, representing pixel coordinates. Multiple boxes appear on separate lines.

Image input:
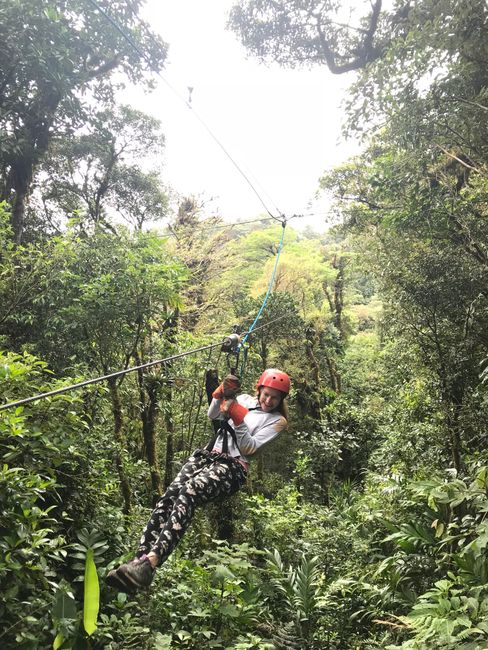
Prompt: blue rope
<box><xmin>239</xmin><ymin>221</ymin><xmax>286</xmax><ymax>351</ymax></box>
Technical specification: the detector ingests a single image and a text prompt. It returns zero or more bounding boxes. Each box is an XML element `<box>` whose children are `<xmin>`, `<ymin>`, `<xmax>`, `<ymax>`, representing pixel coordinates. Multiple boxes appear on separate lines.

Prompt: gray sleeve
<box><xmin>235</xmin><ymin>415</ymin><xmax>287</xmax><ymax>456</ymax></box>
<box><xmin>208</xmin><ymin>397</ymin><xmax>221</xmax><ymax>420</ymax></box>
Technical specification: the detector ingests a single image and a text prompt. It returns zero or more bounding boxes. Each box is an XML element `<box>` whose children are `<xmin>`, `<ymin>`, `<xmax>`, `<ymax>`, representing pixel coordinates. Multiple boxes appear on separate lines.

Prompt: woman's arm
<box><xmin>235</xmin><ymin>414</ymin><xmax>287</xmax><ymax>455</ymax></box>
<box><xmin>225</xmin><ymin>399</ymin><xmax>287</xmax><ymax>455</ymax></box>
<box><xmin>208</xmin><ymin>397</ymin><xmax>222</xmax><ymax>420</ymax></box>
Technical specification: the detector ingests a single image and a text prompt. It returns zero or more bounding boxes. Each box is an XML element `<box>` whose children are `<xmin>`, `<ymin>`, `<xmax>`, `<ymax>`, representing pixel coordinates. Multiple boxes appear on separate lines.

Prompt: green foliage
<box><xmin>265</xmin><ymin>548</ymin><xmax>322</xmax><ymax>644</ymax></box>
<box><xmin>348</xmin><ymin>466</ymin><xmax>488</xmax><ymax>649</ymax></box>
<box><xmin>40</xmin><ymin>104</ymin><xmax>168</xmax><ymax>231</ymax></box>
<box><xmin>1</xmin><ymin>4</ymin><xmax>487</xmax><ymax>645</ymax></box>
<box><xmin>228</xmin><ymin>0</ymin><xmax>388</xmax><ymax>72</ymax></box>
<box><xmin>144</xmin><ymin>542</ymin><xmax>273</xmax><ymax>649</ymax></box>
<box><xmin>387</xmin><ymin>579</ymin><xmax>488</xmax><ymax>650</ymax></box>
<box><xmin>0</xmin><ymin>353</ymin><xmax>82</xmax><ymax>647</ymax></box>
<box><xmin>0</xmin><ymin>0</ymin><xmax>168</xmax><ymax>240</ymax></box>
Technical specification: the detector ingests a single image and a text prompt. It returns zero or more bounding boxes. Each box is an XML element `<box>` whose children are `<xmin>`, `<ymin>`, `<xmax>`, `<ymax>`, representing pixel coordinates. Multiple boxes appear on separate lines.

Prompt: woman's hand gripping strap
<box><xmin>220</xmin><ymin>399</ymin><xmax>248</xmax><ymax>426</ymax></box>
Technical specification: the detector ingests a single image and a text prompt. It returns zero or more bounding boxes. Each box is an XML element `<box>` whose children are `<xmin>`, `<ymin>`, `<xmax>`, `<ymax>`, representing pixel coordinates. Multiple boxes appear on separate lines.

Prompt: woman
<box><xmin>107</xmin><ymin>368</ymin><xmax>290</xmax><ymax>593</ymax></box>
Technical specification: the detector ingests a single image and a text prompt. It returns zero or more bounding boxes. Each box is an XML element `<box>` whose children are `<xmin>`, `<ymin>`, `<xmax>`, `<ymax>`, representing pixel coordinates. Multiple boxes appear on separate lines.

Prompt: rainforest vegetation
<box><xmin>1</xmin><ymin>1</ymin><xmax>487</xmax><ymax>648</ymax></box>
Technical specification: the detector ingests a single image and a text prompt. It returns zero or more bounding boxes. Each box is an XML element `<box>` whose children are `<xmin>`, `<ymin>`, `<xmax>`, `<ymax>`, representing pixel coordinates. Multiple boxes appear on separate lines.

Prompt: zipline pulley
<box><xmin>221</xmin><ymin>328</ymin><xmax>241</xmax><ymax>375</ymax></box>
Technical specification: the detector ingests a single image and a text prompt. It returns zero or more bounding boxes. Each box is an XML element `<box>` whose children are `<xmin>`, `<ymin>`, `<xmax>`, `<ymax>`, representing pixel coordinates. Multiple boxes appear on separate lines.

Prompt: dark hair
<box><xmin>256</xmin><ymin>386</ymin><xmax>289</xmax><ymax>421</ymax></box>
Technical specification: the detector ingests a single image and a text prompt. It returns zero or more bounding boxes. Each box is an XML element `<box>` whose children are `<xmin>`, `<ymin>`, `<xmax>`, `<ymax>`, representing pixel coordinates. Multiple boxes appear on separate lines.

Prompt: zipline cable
<box><xmin>166</xmin><ymin>212</ymin><xmax>313</xmax><ymax>235</ymax></box>
<box><xmin>85</xmin><ymin>0</ymin><xmax>283</xmax><ymax>222</ymax></box>
<box><xmin>2</xmin><ymin>7</ymin><xmax>293</xmax><ymax>413</ymax></box>
<box><xmin>0</xmin><ymin>342</ymin><xmax>222</xmax><ymax>413</ymax></box>
<box><xmin>0</xmin><ymin>316</ymin><xmax>288</xmax><ymax>413</ymax></box>
<box><xmin>82</xmin><ymin>3</ymin><xmax>290</xmax><ymax>373</ymax></box>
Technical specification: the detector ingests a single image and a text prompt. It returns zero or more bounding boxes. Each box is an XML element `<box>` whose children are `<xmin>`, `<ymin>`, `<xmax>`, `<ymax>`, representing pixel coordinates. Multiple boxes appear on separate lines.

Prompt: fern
<box><xmin>265</xmin><ymin>549</ymin><xmax>322</xmax><ymax>645</ymax></box>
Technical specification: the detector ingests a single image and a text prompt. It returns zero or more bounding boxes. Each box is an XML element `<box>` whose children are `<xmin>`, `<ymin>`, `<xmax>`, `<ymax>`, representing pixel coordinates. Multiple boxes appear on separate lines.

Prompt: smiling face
<box><xmin>258</xmin><ymin>385</ymin><xmax>284</xmax><ymax>412</ymax></box>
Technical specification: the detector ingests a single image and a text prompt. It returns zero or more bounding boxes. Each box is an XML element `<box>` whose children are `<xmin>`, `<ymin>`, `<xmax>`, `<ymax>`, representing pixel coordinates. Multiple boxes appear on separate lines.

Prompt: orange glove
<box><xmin>212</xmin><ymin>375</ymin><xmax>241</xmax><ymax>400</ymax></box>
<box><xmin>212</xmin><ymin>383</ymin><xmax>225</xmax><ymax>399</ymax></box>
<box><xmin>220</xmin><ymin>399</ymin><xmax>248</xmax><ymax>425</ymax></box>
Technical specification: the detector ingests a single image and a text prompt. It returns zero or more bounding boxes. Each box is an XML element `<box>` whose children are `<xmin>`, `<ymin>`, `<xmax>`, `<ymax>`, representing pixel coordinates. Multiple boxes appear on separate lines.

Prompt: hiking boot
<box><xmin>106</xmin><ymin>567</ymin><xmax>136</xmax><ymax>594</ymax></box>
<box><xmin>106</xmin><ymin>555</ymin><xmax>155</xmax><ymax>593</ymax></box>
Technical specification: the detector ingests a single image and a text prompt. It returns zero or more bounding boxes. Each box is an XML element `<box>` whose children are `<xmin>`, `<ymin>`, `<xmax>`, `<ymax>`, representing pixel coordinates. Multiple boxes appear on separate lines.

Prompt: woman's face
<box><xmin>258</xmin><ymin>386</ymin><xmax>283</xmax><ymax>412</ymax></box>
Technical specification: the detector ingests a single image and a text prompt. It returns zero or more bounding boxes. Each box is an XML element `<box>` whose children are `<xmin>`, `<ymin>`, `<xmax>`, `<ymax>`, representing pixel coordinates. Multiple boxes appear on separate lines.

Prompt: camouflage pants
<box><xmin>137</xmin><ymin>449</ymin><xmax>247</xmax><ymax>564</ymax></box>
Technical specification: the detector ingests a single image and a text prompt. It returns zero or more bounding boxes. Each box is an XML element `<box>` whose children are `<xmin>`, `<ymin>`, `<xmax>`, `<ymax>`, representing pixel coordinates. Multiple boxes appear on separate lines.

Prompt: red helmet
<box><xmin>257</xmin><ymin>369</ymin><xmax>290</xmax><ymax>395</ymax></box>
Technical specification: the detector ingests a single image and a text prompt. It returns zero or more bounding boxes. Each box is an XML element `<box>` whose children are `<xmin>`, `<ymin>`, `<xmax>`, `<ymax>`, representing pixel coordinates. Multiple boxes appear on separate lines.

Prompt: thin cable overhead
<box><xmin>199</xmin><ymin>213</ymin><xmax>311</xmax><ymax>229</ymax></box>
<box><xmin>85</xmin><ymin>0</ymin><xmax>283</xmax><ymax>222</ymax></box>
<box><xmin>0</xmin><ymin>341</ymin><xmax>222</xmax><ymax>413</ymax></box>
<box><xmin>161</xmin><ymin>212</ymin><xmax>315</xmax><ymax>238</ymax></box>
<box><xmin>164</xmin><ymin>215</ymin><xmax>279</xmax><ymax>236</ymax></box>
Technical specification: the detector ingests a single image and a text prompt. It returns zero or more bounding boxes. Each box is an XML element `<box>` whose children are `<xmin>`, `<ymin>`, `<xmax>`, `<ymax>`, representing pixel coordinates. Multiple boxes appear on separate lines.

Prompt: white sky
<box><xmin>128</xmin><ymin>0</ymin><xmax>360</xmax><ymax>232</ymax></box>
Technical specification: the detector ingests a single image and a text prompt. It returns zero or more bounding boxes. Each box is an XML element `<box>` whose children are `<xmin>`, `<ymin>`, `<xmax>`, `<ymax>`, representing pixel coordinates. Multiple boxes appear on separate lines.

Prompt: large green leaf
<box><xmin>83</xmin><ymin>548</ymin><xmax>99</xmax><ymax>636</ymax></box>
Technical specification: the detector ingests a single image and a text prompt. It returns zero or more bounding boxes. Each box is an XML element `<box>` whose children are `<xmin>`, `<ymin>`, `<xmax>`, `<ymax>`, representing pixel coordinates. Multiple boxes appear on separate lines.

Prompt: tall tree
<box><xmin>0</xmin><ymin>0</ymin><xmax>167</xmax><ymax>242</ymax></box>
<box><xmin>38</xmin><ymin>104</ymin><xmax>167</xmax><ymax>232</ymax></box>
<box><xmin>167</xmin><ymin>197</ymin><xmax>234</xmax><ymax>331</ymax></box>
<box><xmin>2</xmin><ymin>227</ymin><xmax>186</xmax><ymax>508</ymax></box>
<box><xmin>228</xmin><ymin>0</ymin><xmax>388</xmax><ymax>72</ymax></box>
<box><xmin>322</xmin><ymin>137</ymin><xmax>488</xmax><ymax>472</ymax></box>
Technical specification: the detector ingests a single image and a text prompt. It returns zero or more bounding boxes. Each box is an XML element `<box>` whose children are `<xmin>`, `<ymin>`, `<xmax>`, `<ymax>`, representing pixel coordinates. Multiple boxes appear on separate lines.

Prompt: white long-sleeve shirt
<box><xmin>207</xmin><ymin>393</ymin><xmax>287</xmax><ymax>463</ymax></box>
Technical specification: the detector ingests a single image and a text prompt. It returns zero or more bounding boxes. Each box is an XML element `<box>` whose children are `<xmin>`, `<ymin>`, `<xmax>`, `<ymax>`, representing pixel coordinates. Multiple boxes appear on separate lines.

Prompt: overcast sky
<box><xmin>128</xmin><ymin>0</ymin><xmax>360</xmax><ymax>231</ymax></box>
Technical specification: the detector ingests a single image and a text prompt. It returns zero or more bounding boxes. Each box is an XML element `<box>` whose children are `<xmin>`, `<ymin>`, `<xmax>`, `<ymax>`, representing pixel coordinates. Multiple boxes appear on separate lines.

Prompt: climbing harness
<box><xmin>205</xmin><ymin>419</ymin><xmax>241</xmax><ymax>456</ymax></box>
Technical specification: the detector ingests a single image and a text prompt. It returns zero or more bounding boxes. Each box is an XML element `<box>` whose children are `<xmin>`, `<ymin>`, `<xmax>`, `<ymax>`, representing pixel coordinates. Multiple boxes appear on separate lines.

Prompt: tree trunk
<box><xmin>5</xmin><ymin>85</ymin><xmax>61</xmax><ymax>243</ymax></box>
<box><xmin>332</xmin><ymin>255</ymin><xmax>347</xmax><ymax>339</ymax></box>
<box><xmin>10</xmin><ymin>172</ymin><xmax>29</xmax><ymax>244</ymax></box>
<box><xmin>324</xmin><ymin>353</ymin><xmax>341</xmax><ymax>393</ymax></box>
<box><xmin>443</xmin><ymin>390</ymin><xmax>463</xmax><ymax>473</ymax></box>
<box><xmin>163</xmin><ymin>391</ymin><xmax>174</xmax><ymax>489</ymax></box>
<box><xmin>304</xmin><ymin>328</ymin><xmax>323</xmax><ymax>418</ymax></box>
<box><xmin>433</xmin><ymin>325</ymin><xmax>464</xmax><ymax>473</ymax></box>
<box><xmin>107</xmin><ymin>376</ymin><xmax>132</xmax><ymax>514</ymax></box>
<box><xmin>161</xmin><ymin>313</ymin><xmax>179</xmax><ymax>487</ymax></box>
<box><xmin>136</xmin><ymin>365</ymin><xmax>163</xmax><ymax>504</ymax></box>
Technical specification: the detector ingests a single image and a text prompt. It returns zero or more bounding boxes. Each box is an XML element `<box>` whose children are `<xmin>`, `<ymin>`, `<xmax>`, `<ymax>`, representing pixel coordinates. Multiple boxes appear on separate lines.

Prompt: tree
<box><xmin>38</xmin><ymin>104</ymin><xmax>168</xmax><ymax>232</ymax></box>
<box><xmin>0</xmin><ymin>0</ymin><xmax>167</xmax><ymax>242</ymax></box>
<box><xmin>235</xmin><ymin>291</ymin><xmax>304</xmax><ymax>373</ymax></box>
<box><xmin>322</xmin><ymin>137</ymin><xmax>488</xmax><ymax>472</ymax></box>
<box><xmin>167</xmin><ymin>197</ymin><xmax>236</xmax><ymax>331</ymax></box>
<box><xmin>2</xmin><ymin>227</ymin><xmax>187</xmax><ymax>509</ymax></box>
<box><xmin>228</xmin><ymin>0</ymin><xmax>389</xmax><ymax>73</ymax></box>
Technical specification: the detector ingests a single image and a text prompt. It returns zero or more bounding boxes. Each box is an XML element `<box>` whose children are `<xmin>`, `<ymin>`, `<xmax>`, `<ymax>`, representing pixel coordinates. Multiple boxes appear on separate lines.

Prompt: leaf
<box><xmin>435</xmin><ymin>522</ymin><xmax>445</xmax><ymax>538</ymax></box>
<box><xmin>220</xmin><ymin>603</ymin><xmax>240</xmax><ymax>617</ymax></box>
<box><xmin>83</xmin><ymin>548</ymin><xmax>99</xmax><ymax>635</ymax></box>
<box><xmin>53</xmin><ymin>633</ymin><xmax>64</xmax><ymax>650</ymax></box>
<box><xmin>211</xmin><ymin>564</ymin><xmax>235</xmax><ymax>584</ymax></box>
<box><xmin>153</xmin><ymin>633</ymin><xmax>173</xmax><ymax>650</ymax></box>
